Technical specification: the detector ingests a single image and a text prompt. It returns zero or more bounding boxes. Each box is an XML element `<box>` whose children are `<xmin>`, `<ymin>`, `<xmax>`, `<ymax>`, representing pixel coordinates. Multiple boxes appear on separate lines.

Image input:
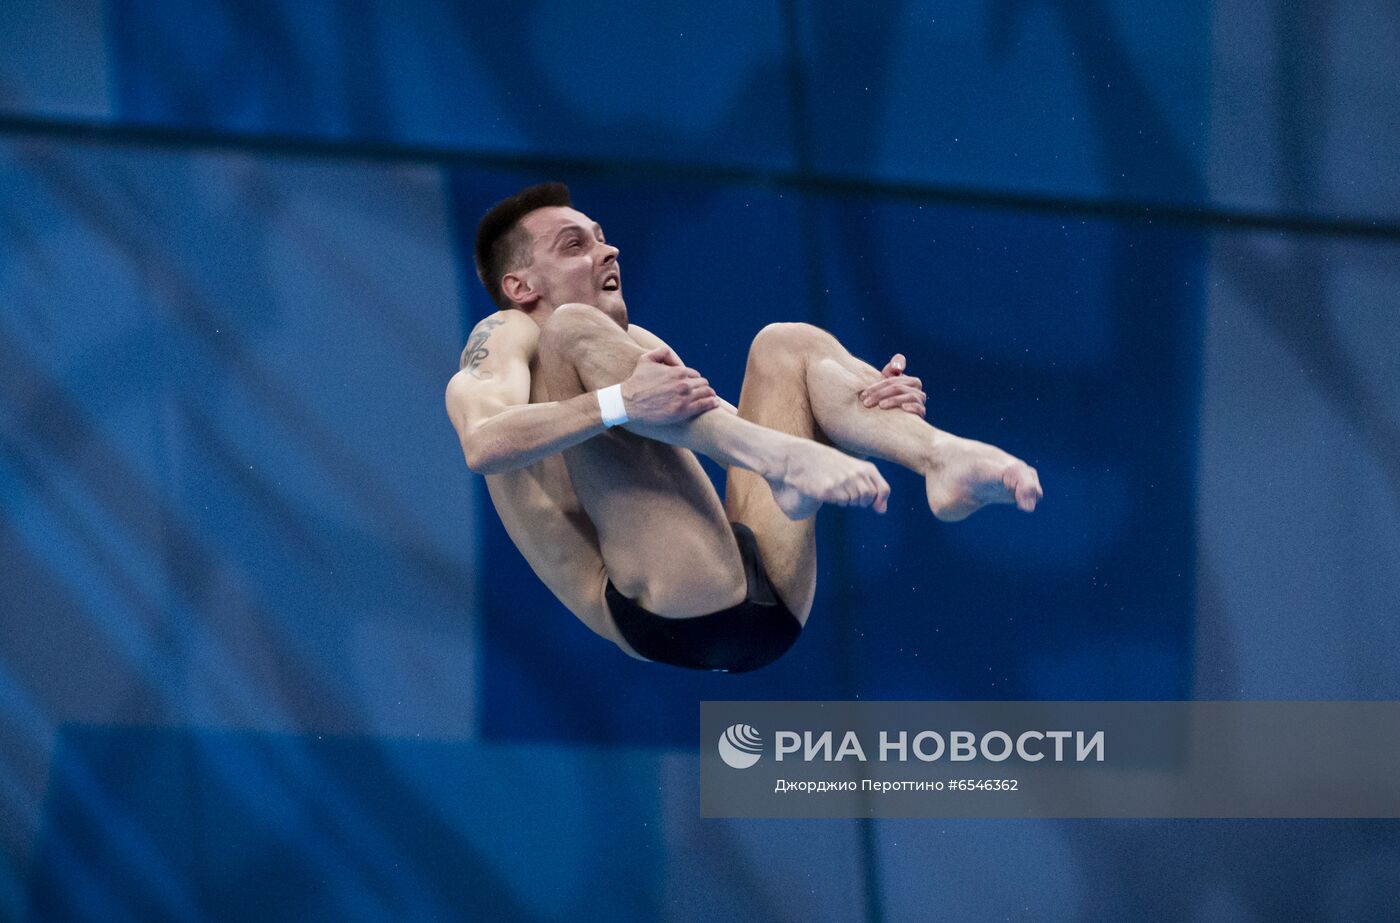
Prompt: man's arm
<box><xmin>620</xmin><ymin>322</ymin><xmax>890</xmax><ymax>515</ymax></box>
<box><xmin>446</xmin><ymin>312</ymin><xmax>598</xmax><ymax>474</ymax></box>
<box><xmin>446</xmin><ymin>312</ymin><xmax>717</xmax><ymax>475</ymax></box>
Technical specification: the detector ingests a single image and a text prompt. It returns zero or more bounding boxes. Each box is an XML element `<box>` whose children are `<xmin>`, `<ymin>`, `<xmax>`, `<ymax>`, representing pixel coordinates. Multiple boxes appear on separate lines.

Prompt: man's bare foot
<box><xmin>766</xmin><ymin>440</ymin><xmax>890</xmax><ymax>521</ymax></box>
<box><xmin>925</xmin><ymin>435</ymin><xmax>1043</xmax><ymax>522</ymax></box>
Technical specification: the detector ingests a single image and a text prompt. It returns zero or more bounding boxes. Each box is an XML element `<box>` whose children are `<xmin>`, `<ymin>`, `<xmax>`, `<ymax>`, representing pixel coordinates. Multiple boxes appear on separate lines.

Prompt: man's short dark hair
<box><xmin>474</xmin><ymin>182</ymin><xmax>573</xmax><ymax>310</ymax></box>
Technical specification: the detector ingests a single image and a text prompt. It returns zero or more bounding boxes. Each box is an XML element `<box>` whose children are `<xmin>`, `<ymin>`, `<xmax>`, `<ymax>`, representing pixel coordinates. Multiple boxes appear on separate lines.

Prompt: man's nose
<box><xmin>601</xmin><ymin>244</ymin><xmax>619</xmax><ymax>263</ymax></box>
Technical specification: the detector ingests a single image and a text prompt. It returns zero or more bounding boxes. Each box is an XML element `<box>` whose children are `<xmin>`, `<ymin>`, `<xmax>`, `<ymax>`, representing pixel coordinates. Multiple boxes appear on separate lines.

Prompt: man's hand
<box><xmin>620</xmin><ymin>346</ymin><xmax>720</xmax><ymax>425</ymax></box>
<box><xmin>858</xmin><ymin>353</ymin><xmax>926</xmax><ymax>417</ymax></box>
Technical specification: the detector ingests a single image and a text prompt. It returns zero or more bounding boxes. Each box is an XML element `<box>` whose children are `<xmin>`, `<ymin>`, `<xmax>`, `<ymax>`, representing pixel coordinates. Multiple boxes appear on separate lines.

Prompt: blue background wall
<box><xmin>2</xmin><ymin>1</ymin><xmax>1399</xmax><ymax>919</ymax></box>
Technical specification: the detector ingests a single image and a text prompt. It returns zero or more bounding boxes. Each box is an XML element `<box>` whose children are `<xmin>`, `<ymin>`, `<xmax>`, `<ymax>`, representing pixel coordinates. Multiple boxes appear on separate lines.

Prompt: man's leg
<box><xmin>725</xmin><ymin>323</ymin><xmax>1042</xmax><ymax>621</ymax></box>
<box><xmin>538</xmin><ymin>306</ymin><xmax>747</xmax><ymax>618</ymax></box>
<box><xmin>722</xmin><ymin>335</ymin><xmax>826</xmax><ymax>624</ymax></box>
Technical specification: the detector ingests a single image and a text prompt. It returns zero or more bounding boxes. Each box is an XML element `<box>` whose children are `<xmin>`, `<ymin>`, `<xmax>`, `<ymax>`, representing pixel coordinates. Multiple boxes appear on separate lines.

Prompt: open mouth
<box><xmin>601</xmin><ymin>274</ymin><xmax>620</xmax><ymax>291</ymax></box>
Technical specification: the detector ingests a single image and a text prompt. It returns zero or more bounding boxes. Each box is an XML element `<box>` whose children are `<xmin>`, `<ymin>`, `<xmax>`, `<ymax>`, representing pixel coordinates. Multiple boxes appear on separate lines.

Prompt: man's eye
<box><xmin>568</xmin><ymin>240</ymin><xmax>582</xmax><ymax>249</ymax></box>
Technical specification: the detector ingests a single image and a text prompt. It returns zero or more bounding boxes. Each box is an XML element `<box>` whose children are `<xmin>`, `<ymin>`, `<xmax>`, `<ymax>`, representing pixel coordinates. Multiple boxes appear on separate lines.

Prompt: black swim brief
<box><xmin>605</xmin><ymin>522</ymin><xmax>802</xmax><ymax>673</ymax></box>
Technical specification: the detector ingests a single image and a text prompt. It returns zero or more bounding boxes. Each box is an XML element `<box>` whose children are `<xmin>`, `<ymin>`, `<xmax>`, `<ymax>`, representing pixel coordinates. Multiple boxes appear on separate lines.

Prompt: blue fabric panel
<box><xmin>1196</xmin><ymin>229</ymin><xmax>1400</xmax><ymax>698</ymax></box>
<box><xmin>796</xmin><ymin>0</ymin><xmax>1210</xmax><ymax>207</ymax></box>
<box><xmin>16</xmin><ymin>0</ymin><xmax>1395</xmax><ymax>223</ymax></box>
<box><xmin>0</xmin><ymin>0</ymin><xmax>110</xmax><ymax>119</ymax></box>
<box><xmin>875</xmin><ymin>818</ymin><xmax>1400</xmax><ymax>921</ymax></box>
<box><xmin>107</xmin><ymin>0</ymin><xmax>797</xmax><ymax>171</ymax></box>
<box><xmin>454</xmin><ymin>172</ymin><xmax>1203</xmax><ymax>738</ymax></box>
<box><xmin>1209</xmin><ymin>0</ymin><xmax>1400</xmax><ymax>223</ymax></box>
<box><xmin>657</xmin><ymin>754</ymin><xmax>868</xmax><ymax>920</ymax></box>
<box><xmin>806</xmin><ymin>194</ymin><xmax>1205</xmax><ymax>699</ymax></box>
<box><xmin>27</xmin><ymin>725</ymin><xmax>665</xmax><ymax>921</ymax></box>
<box><xmin>0</xmin><ymin>140</ymin><xmax>475</xmax><ymax>745</ymax></box>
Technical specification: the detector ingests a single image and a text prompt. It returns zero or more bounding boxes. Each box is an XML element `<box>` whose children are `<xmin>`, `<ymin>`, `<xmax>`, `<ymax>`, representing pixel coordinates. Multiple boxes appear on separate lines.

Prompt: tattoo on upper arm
<box><xmin>459</xmin><ymin>315</ymin><xmax>507</xmax><ymax>378</ymax></box>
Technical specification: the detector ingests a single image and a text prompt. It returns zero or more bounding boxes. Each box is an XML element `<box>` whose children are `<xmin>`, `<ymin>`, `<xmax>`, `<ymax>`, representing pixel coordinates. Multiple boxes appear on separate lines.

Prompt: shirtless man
<box><xmin>445</xmin><ymin>183</ymin><xmax>1043</xmax><ymax>673</ymax></box>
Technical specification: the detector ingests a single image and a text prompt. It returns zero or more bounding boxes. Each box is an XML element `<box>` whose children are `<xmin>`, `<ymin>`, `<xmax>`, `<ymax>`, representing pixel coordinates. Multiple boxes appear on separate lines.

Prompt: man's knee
<box><xmin>748</xmin><ymin>322</ymin><xmax>837</xmax><ymax>370</ymax></box>
<box><xmin>540</xmin><ymin>302</ymin><xmax>618</xmax><ymax>359</ymax></box>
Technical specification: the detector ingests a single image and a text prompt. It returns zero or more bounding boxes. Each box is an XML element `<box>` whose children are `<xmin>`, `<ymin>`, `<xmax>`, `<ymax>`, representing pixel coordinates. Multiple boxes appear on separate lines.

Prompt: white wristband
<box><xmin>597</xmin><ymin>384</ymin><xmax>628</xmax><ymax>428</ymax></box>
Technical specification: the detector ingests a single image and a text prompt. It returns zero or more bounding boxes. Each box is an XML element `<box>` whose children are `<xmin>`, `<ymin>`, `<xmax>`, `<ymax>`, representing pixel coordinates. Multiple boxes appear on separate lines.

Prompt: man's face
<box><xmin>512</xmin><ymin>206</ymin><xmax>624</xmax><ymax>321</ymax></box>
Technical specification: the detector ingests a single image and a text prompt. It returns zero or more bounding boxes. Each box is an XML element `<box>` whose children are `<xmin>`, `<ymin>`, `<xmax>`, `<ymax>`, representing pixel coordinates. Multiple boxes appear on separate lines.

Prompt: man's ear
<box><xmin>500</xmin><ymin>271</ymin><xmax>539</xmax><ymax>309</ymax></box>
